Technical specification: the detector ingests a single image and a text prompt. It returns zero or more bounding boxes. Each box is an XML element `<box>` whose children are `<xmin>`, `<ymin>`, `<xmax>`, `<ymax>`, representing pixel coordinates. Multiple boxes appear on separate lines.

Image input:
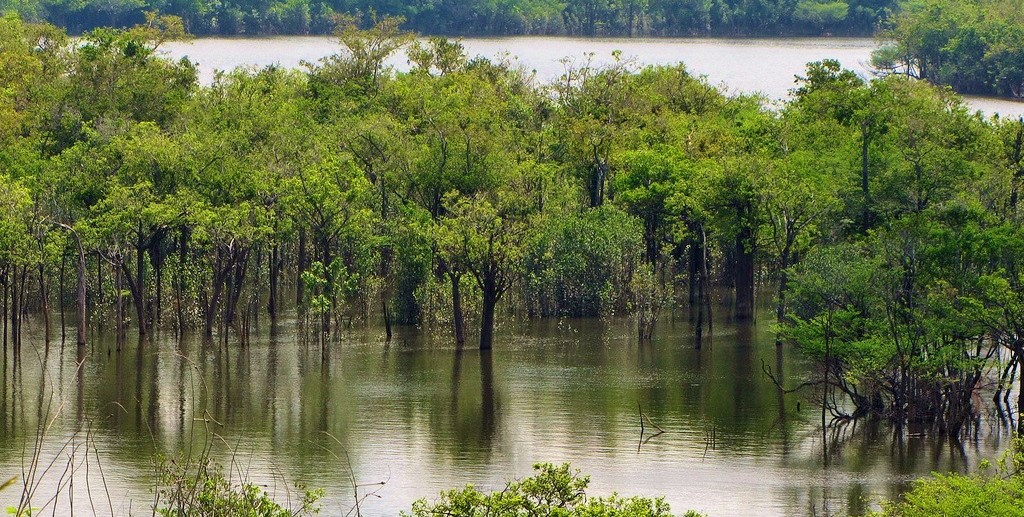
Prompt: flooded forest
<box><xmin>2</xmin><ymin>4</ymin><xmax>1024</xmax><ymax>516</ymax></box>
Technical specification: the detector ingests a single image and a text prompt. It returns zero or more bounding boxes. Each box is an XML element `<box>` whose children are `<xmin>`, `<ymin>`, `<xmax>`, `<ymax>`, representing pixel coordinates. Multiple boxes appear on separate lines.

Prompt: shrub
<box><xmin>524</xmin><ymin>207</ymin><xmax>644</xmax><ymax>317</ymax></box>
<box><xmin>155</xmin><ymin>458</ymin><xmax>323</xmax><ymax>517</ymax></box>
<box><xmin>403</xmin><ymin>463</ymin><xmax>704</xmax><ymax>517</ymax></box>
<box><xmin>874</xmin><ymin>436</ymin><xmax>1024</xmax><ymax>517</ymax></box>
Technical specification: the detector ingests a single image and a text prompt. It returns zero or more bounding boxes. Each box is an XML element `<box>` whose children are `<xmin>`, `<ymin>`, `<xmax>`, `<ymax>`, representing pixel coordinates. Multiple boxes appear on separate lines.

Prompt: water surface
<box><xmin>0</xmin><ymin>311</ymin><xmax>1012</xmax><ymax>516</ymax></box>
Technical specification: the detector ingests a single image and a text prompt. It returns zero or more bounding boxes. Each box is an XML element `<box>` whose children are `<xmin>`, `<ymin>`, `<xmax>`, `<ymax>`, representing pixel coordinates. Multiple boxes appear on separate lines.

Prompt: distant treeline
<box><xmin>2</xmin><ymin>0</ymin><xmax>897</xmax><ymax>36</ymax></box>
<box><xmin>872</xmin><ymin>0</ymin><xmax>1024</xmax><ymax>99</ymax></box>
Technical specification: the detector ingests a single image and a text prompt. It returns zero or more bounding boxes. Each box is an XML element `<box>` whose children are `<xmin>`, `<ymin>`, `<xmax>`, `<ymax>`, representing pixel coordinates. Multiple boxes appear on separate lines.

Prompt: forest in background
<box><xmin>1</xmin><ymin>0</ymin><xmax>896</xmax><ymax>36</ymax></box>
<box><xmin>872</xmin><ymin>0</ymin><xmax>1024</xmax><ymax>98</ymax></box>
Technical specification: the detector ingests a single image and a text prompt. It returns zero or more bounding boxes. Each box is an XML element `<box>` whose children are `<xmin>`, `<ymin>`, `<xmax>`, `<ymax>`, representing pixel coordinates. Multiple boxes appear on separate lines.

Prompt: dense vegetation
<box><xmin>872</xmin><ymin>437</ymin><xmax>1024</xmax><ymax>517</ymax></box>
<box><xmin>404</xmin><ymin>463</ymin><xmax>702</xmax><ymax>517</ymax></box>
<box><xmin>2</xmin><ymin>13</ymin><xmax>1024</xmax><ymax>437</ymax></box>
<box><xmin>156</xmin><ymin>461</ymin><xmax>703</xmax><ymax>516</ymax></box>
<box><xmin>873</xmin><ymin>0</ymin><xmax>1024</xmax><ymax>98</ymax></box>
<box><xmin>0</xmin><ymin>0</ymin><xmax>897</xmax><ymax>36</ymax></box>
<box><xmin>155</xmin><ymin>457</ymin><xmax>324</xmax><ymax>517</ymax></box>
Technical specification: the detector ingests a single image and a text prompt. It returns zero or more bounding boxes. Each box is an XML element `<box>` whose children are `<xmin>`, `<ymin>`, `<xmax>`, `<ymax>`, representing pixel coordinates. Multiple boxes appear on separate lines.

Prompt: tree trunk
<box><xmin>695</xmin><ymin>236</ymin><xmax>705</xmax><ymax>349</ymax></box>
<box><xmin>176</xmin><ymin>228</ymin><xmax>187</xmax><ymax>335</ymax></box>
<box><xmin>861</xmin><ymin>122</ymin><xmax>873</xmax><ymax>232</ymax></box>
<box><xmin>644</xmin><ymin>217</ymin><xmax>658</xmax><ymax>265</ymax></box>
<box><xmin>450</xmin><ymin>271</ymin><xmax>466</xmax><ymax>346</ymax></box>
<box><xmin>1018</xmin><ymin>348</ymin><xmax>1024</xmax><ymax>435</ymax></box>
<box><xmin>688</xmin><ymin>238</ymin><xmax>698</xmax><ymax>319</ymax></box>
<box><xmin>296</xmin><ymin>227</ymin><xmax>307</xmax><ymax>307</ymax></box>
<box><xmin>588</xmin><ymin>160</ymin><xmax>607</xmax><ymax>207</ymax></box>
<box><xmin>153</xmin><ymin>241</ymin><xmax>164</xmax><ymax>330</ymax></box>
<box><xmin>3</xmin><ymin>267</ymin><xmax>8</xmax><ymax>355</ymax></box>
<box><xmin>17</xmin><ymin>266</ymin><xmax>27</xmax><ymax>352</ymax></box>
<box><xmin>204</xmin><ymin>253</ymin><xmax>230</xmax><ymax>338</ymax></box>
<box><xmin>268</xmin><ymin>244</ymin><xmax>279</xmax><ymax>319</ymax></box>
<box><xmin>776</xmin><ymin>245</ymin><xmax>791</xmax><ymax>327</ymax></box>
<box><xmin>775</xmin><ymin>244</ymin><xmax>791</xmax><ymax>346</ymax></box>
<box><xmin>136</xmin><ymin>243</ymin><xmax>147</xmax><ymax>335</ymax></box>
<box><xmin>74</xmin><ymin>237</ymin><xmax>87</xmax><ymax>347</ymax></box>
<box><xmin>122</xmin><ymin>242</ymin><xmax>148</xmax><ymax>337</ymax></box>
<box><xmin>701</xmin><ymin>227</ymin><xmax>713</xmax><ymax>336</ymax></box>
<box><xmin>38</xmin><ymin>263</ymin><xmax>50</xmax><ymax>344</ymax></box>
<box><xmin>226</xmin><ymin>249</ymin><xmax>249</xmax><ymax>331</ymax></box>
<box><xmin>115</xmin><ymin>262</ymin><xmax>125</xmax><ymax>350</ymax></box>
<box><xmin>381</xmin><ymin>244</ymin><xmax>393</xmax><ymax>341</ymax></box>
<box><xmin>96</xmin><ymin>255</ymin><xmax>103</xmax><ymax>305</ymax></box>
<box><xmin>154</xmin><ymin>261</ymin><xmax>162</xmax><ymax>329</ymax></box>
<box><xmin>224</xmin><ymin>263</ymin><xmax>235</xmax><ymax>336</ymax></box>
<box><xmin>480</xmin><ymin>270</ymin><xmax>497</xmax><ymax>351</ymax></box>
<box><xmin>60</xmin><ymin>252</ymin><xmax>66</xmax><ymax>345</ymax></box>
<box><xmin>735</xmin><ymin>227</ymin><xmax>755</xmax><ymax>321</ymax></box>
<box><xmin>10</xmin><ymin>267</ymin><xmax>19</xmax><ymax>355</ymax></box>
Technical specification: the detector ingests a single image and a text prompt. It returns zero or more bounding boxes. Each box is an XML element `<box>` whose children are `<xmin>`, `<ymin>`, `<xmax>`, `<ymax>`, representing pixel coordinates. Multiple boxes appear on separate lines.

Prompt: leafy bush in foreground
<box><xmin>155</xmin><ymin>458</ymin><xmax>323</xmax><ymax>517</ymax></box>
<box><xmin>874</xmin><ymin>436</ymin><xmax>1024</xmax><ymax>517</ymax></box>
<box><xmin>404</xmin><ymin>463</ymin><xmax>703</xmax><ymax>517</ymax></box>
<box><xmin>874</xmin><ymin>473</ymin><xmax>1024</xmax><ymax>517</ymax></box>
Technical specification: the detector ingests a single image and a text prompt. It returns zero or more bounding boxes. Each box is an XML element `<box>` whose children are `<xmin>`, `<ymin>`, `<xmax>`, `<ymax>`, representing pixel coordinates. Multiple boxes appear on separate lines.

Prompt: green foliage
<box><xmin>308</xmin><ymin>15</ymin><xmax>412</xmax><ymax>97</ymax></box>
<box><xmin>66</xmin><ymin>15</ymin><xmax>195</xmax><ymax>129</ymax></box>
<box><xmin>407</xmin><ymin>37</ymin><xmax>468</xmax><ymax>76</ymax></box>
<box><xmin>778</xmin><ymin>60</ymin><xmax>1019</xmax><ymax>427</ymax></box>
<box><xmin>874</xmin><ymin>0</ymin><xmax>1024</xmax><ymax>97</ymax></box>
<box><xmin>301</xmin><ymin>259</ymin><xmax>362</xmax><ymax>315</ymax></box>
<box><xmin>785</xmin><ymin>205</ymin><xmax>1006</xmax><ymax>424</ymax></box>
<box><xmin>403</xmin><ymin>463</ymin><xmax>702</xmax><ymax>517</ymax></box>
<box><xmin>0</xmin><ymin>175</ymin><xmax>34</xmax><ymax>266</ymax></box>
<box><xmin>3</xmin><ymin>0</ymin><xmax>894</xmax><ymax>36</ymax></box>
<box><xmin>630</xmin><ymin>262</ymin><xmax>668</xmax><ymax>340</ymax></box>
<box><xmin>155</xmin><ymin>458</ymin><xmax>323</xmax><ymax>517</ymax></box>
<box><xmin>3</xmin><ymin>11</ymin><xmax>1024</xmax><ymax>436</ymax></box>
<box><xmin>6</xmin><ymin>506</ymin><xmax>39</xmax><ymax>516</ymax></box>
<box><xmin>873</xmin><ymin>437</ymin><xmax>1024</xmax><ymax>517</ymax></box>
<box><xmin>875</xmin><ymin>473</ymin><xmax>1024</xmax><ymax>517</ymax></box>
<box><xmin>525</xmin><ymin>206</ymin><xmax>643</xmax><ymax>317</ymax></box>
<box><xmin>616</xmin><ymin>147</ymin><xmax>685</xmax><ymax>264</ymax></box>
<box><xmin>793</xmin><ymin>0</ymin><xmax>849</xmax><ymax>28</ymax></box>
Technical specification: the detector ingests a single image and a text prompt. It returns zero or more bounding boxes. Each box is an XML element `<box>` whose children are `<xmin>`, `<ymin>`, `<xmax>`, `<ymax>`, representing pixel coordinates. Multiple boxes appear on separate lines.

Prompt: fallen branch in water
<box><xmin>761</xmin><ymin>359</ymin><xmax>824</xmax><ymax>394</ymax></box>
<box><xmin>702</xmin><ymin>420</ymin><xmax>716</xmax><ymax>461</ymax></box>
<box><xmin>637</xmin><ymin>405</ymin><xmax>665</xmax><ymax>452</ymax></box>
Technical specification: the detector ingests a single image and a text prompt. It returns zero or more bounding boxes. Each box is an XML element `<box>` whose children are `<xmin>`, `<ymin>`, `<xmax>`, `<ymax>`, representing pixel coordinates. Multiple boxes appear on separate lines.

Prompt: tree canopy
<box><xmin>0</xmin><ymin>0</ymin><xmax>896</xmax><ymax>36</ymax></box>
